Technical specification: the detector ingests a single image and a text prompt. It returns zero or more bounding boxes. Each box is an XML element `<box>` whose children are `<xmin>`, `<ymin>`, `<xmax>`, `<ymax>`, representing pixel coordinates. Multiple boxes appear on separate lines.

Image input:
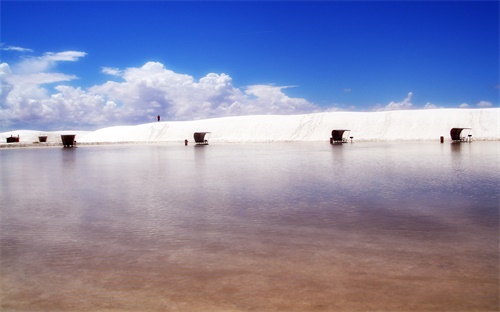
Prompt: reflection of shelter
<box><xmin>194</xmin><ymin>132</ymin><xmax>211</xmax><ymax>145</ymax></box>
<box><xmin>6</xmin><ymin>135</ymin><xmax>19</xmax><ymax>143</ymax></box>
<box><xmin>61</xmin><ymin>134</ymin><xmax>76</xmax><ymax>148</ymax></box>
<box><xmin>330</xmin><ymin>130</ymin><xmax>350</xmax><ymax>144</ymax></box>
<box><xmin>450</xmin><ymin>128</ymin><xmax>472</xmax><ymax>142</ymax></box>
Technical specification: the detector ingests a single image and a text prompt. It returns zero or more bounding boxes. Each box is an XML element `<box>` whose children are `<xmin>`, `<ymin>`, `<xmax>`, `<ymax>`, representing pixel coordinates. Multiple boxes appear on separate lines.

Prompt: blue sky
<box><xmin>1</xmin><ymin>1</ymin><xmax>498</xmax><ymax>130</ymax></box>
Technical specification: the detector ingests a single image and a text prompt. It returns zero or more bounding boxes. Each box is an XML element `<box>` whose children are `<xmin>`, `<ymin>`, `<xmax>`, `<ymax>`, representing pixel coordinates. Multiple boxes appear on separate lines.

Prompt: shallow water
<box><xmin>1</xmin><ymin>142</ymin><xmax>499</xmax><ymax>311</ymax></box>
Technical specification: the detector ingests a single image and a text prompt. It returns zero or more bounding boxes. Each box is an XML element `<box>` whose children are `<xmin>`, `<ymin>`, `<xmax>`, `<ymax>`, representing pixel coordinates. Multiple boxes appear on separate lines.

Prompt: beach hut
<box><xmin>450</xmin><ymin>128</ymin><xmax>471</xmax><ymax>142</ymax></box>
<box><xmin>193</xmin><ymin>132</ymin><xmax>211</xmax><ymax>145</ymax></box>
<box><xmin>61</xmin><ymin>134</ymin><xmax>76</xmax><ymax>147</ymax></box>
<box><xmin>330</xmin><ymin>130</ymin><xmax>350</xmax><ymax>144</ymax></box>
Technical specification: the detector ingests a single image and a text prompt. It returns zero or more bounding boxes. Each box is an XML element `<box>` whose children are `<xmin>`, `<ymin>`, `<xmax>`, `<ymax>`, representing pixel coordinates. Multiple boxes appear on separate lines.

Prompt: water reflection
<box><xmin>1</xmin><ymin>142</ymin><xmax>498</xmax><ymax>311</ymax></box>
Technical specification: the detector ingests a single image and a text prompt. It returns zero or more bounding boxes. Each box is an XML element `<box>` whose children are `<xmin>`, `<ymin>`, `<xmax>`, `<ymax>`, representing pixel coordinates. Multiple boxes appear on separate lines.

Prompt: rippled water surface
<box><xmin>1</xmin><ymin>142</ymin><xmax>499</xmax><ymax>311</ymax></box>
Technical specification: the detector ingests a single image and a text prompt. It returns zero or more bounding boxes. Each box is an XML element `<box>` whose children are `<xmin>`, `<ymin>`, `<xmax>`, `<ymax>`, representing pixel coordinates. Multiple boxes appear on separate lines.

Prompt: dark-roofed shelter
<box><xmin>331</xmin><ymin>130</ymin><xmax>350</xmax><ymax>143</ymax></box>
<box><xmin>194</xmin><ymin>132</ymin><xmax>211</xmax><ymax>145</ymax></box>
<box><xmin>450</xmin><ymin>128</ymin><xmax>471</xmax><ymax>142</ymax></box>
<box><xmin>61</xmin><ymin>134</ymin><xmax>76</xmax><ymax>147</ymax></box>
<box><xmin>6</xmin><ymin>135</ymin><xmax>19</xmax><ymax>143</ymax></box>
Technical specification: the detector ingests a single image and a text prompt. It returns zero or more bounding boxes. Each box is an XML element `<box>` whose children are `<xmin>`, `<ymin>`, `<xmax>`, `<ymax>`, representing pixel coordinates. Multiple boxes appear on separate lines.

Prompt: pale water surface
<box><xmin>1</xmin><ymin>142</ymin><xmax>499</xmax><ymax>311</ymax></box>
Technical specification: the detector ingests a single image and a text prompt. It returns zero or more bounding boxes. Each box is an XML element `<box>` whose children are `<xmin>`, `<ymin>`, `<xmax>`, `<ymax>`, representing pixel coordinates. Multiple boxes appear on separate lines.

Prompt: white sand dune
<box><xmin>1</xmin><ymin>108</ymin><xmax>498</xmax><ymax>144</ymax></box>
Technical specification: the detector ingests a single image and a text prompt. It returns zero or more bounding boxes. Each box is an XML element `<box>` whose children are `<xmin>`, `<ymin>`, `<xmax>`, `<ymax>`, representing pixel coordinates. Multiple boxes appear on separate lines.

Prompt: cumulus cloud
<box><xmin>459</xmin><ymin>103</ymin><xmax>470</xmax><ymax>108</ymax></box>
<box><xmin>244</xmin><ymin>85</ymin><xmax>316</xmax><ymax>114</ymax></box>
<box><xmin>1</xmin><ymin>51</ymin><xmax>88</xmax><ymax>129</ymax></box>
<box><xmin>90</xmin><ymin>62</ymin><xmax>317</xmax><ymax>123</ymax></box>
<box><xmin>374</xmin><ymin>92</ymin><xmax>414</xmax><ymax>111</ymax></box>
<box><xmin>424</xmin><ymin>102</ymin><xmax>442</xmax><ymax>109</ymax></box>
<box><xmin>0</xmin><ymin>63</ymin><xmax>13</xmax><ymax>105</ymax></box>
<box><xmin>1</xmin><ymin>57</ymin><xmax>319</xmax><ymax>130</ymax></box>
<box><xmin>476</xmin><ymin>100</ymin><xmax>493</xmax><ymax>108</ymax></box>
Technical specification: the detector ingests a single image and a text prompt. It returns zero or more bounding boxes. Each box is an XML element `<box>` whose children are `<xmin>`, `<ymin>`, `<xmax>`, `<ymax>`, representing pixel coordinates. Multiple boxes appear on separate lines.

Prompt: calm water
<box><xmin>1</xmin><ymin>142</ymin><xmax>499</xmax><ymax>311</ymax></box>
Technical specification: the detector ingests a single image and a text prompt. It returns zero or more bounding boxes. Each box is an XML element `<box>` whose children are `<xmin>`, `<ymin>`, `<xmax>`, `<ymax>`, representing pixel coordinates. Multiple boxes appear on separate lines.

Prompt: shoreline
<box><xmin>2</xmin><ymin>138</ymin><xmax>499</xmax><ymax>149</ymax></box>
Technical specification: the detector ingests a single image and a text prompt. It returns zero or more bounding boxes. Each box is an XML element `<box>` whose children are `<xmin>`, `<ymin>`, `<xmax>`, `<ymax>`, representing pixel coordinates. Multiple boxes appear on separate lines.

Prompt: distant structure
<box><xmin>61</xmin><ymin>134</ymin><xmax>76</xmax><ymax>148</ymax></box>
<box><xmin>6</xmin><ymin>135</ymin><xmax>19</xmax><ymax>143</ymax></box>
<box><xmin>193</xmin><ymin>132</ymin><xmax>211</xmax><ymax>145</ymax></box>
<box><xmin>157</xmin><ymin>115</ymin><xmax>160</xmax><ymax>122</ymax></box>
<box><xmin>330</xmin><ymin>130</ymin><xmax>351</xmax><ymax>144</ymax></box>
<box><xmin>450</xmin><ymin>128</ymin><xmax>472</xmax><ymax>142</ymax></box>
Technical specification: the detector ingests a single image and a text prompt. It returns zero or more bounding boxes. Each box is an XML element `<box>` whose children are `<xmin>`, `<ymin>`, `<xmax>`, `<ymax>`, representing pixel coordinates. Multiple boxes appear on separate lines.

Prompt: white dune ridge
<box><xmin>1</xmin><ymin>108</ymin><xmax>498</xmax><ymax>144</ymax></box>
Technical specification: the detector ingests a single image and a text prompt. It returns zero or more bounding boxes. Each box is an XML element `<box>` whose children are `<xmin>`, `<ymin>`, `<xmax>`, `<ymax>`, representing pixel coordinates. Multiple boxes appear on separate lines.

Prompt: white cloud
<box><xmin>0</xmin><ymin>45</ymin><xmax>34</xmax><ymax>53</ymax></box>
<box><xmin>89</xmin><ymin>62</ymin><xmax>318</xmax><ymax>123</ymax></box>
<box><xmin>459</xmin><ymin>103</ymin><xmax>470</xmax><ymax>108</ymax></box>
<box><xmin>102</xmin><ymin>67</ymin><xmax>123</xmax><ymax>76</ymax></box>
<box><xmin>423</xmin><ymin>102</ymin><xmax>442</xmax><ymax>109</ymax></box>
<box><xmin>375</xmin><ymin>92</ymin><xmax>414</xmax><ymax>111</ymax></box>
<box><xmin>8</xmin><ymin>73</ymin><xmax>78</xmax><ymax>86</ymax></box>
<box><xmin>13</xmin><ymin>51</ymin><xmax>86</xmax><ymax>74</ymax></box>
<box><xmin>0</xmin><ymin>63</ymin><xmax>14</xmax><ymax>108</ymax></box>
<box><xmin>476</xmin><ymin>101</ymin><xmax>493</xmax><ymax>108</ymax></box>
<box><xmin>1</xmin><ymin>51</ymin><xmax>87</xmax><ymax>129</ymax></box>
<box><xmin>324</xmin><ymin>106</ymin><xmax>346</xmax><ymax>112</ymax></box>
<box><xmin>0</xmin><ymin>63</ymin><xmax>12</xmax><ymax>80</ymax></box>
<box><xmin>1</xmin><ymin>59</ymin><xmax>319</xmax><ymax>130</ymax></box>
<box><xmin>2</xmin><ymin>50</ymin><xmax>84</xmax><ymax>87</ymax></box>
<box><xmin>43</xmin><ymin>51</ymin><xmax>86</xmax><ymax>62</ymax></box>
<box><xmin>244</xmin><ymin>85</ymin><xmax>316</xmax><ymax>114</ymax></box>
